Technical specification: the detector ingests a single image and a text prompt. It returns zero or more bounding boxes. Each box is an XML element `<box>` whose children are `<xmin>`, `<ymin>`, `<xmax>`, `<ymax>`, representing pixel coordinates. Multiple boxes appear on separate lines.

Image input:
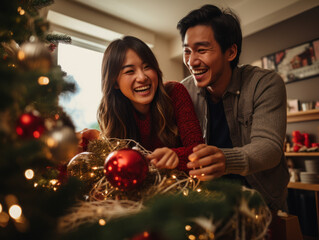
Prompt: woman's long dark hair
<box><xmin>97</xmin><ymin>36</ymin><xmax>179</xmax><ymax>147</ymax></box>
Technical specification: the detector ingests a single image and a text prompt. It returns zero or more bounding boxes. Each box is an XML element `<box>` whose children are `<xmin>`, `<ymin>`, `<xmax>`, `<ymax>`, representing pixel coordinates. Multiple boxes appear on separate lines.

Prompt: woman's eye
<box><xmin>144</xmin><ymin>65</ymin><xmax>151</xmax><ymax>69</ymax></box>
<box><xmin>125</xmin><ymin>70</ymin><xmax>134</xmax><ymax>74</ymax></box>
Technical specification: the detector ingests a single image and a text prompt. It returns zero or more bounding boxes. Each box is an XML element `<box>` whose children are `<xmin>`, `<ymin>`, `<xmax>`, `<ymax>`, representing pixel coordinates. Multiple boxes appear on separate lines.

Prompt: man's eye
<box><xmin>198</xmin><ymin>49</ymin><xmax>207</xmax><ymax>53</ymax></box>
<box><xmin>183</xmin><ymin>49</ymin><xmax>191</xmax><ymax>54</ymax></box>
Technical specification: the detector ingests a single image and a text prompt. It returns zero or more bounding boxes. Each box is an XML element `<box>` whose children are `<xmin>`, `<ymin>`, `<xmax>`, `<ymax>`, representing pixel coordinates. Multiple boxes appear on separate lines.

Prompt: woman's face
<box><xmin>116</xmin><ymin>49</ymin><xmax>158</xmax><ymax>115</ymax></box>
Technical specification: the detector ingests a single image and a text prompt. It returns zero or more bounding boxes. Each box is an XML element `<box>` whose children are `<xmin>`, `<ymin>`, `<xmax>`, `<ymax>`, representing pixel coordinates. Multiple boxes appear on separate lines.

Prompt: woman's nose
<box><xmin>136</xmin><ymin>69</ymin><xmax>147</xmax><ymax>81</ymax></box>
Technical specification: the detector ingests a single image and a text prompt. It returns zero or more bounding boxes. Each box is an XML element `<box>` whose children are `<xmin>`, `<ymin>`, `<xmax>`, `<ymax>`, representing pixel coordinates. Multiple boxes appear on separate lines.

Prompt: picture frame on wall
<box><xmin>287</xmin><ymin>99</ymin><xmax>299</xmax><ymax>113</ymax></box>
<box><xmin>262</xmin><ymin>38</ymin><xmax>319</xmax><ymax>83</ymax></box>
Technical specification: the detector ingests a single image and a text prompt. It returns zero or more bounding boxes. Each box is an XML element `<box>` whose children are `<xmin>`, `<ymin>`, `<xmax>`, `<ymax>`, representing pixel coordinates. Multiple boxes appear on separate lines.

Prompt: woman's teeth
<box><xmin>134</xmin><ymin>85</ymin><xmax>151</xmax><ymax>92</ymax></box>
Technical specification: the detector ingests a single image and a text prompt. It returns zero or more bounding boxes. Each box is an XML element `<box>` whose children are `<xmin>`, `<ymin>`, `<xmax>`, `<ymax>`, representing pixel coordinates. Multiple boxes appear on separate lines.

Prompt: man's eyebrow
<box><xmin>183</xmin><ymin>41</ymin><xmax>211</xmax><ymax>47</ymax></box>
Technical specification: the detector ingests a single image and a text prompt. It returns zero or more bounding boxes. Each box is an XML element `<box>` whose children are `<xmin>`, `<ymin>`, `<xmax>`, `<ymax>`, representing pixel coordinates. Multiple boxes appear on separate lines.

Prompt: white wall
<box><xmin>45</xmin><ymin>0</ymin><xmax>184</xmax><ymax>82</ymax></box>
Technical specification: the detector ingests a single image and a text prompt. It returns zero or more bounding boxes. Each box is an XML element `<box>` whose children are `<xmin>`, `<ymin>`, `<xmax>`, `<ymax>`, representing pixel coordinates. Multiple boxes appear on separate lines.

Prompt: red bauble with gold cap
<box><xmin>104</xmin><ymin>149</ymin><xmax>148</xmax><ymax>190</ymax></box>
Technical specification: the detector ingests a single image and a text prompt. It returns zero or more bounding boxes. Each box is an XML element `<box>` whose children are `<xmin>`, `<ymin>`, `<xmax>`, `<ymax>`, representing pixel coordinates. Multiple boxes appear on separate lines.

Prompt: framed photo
<box><xmin>287</xmin><ymin>99</ymin><xmax>299</xmax><ymax>113</ymax></box>
<box><xmin>262</xmin><ymin>38</ymin><xmax>319</xmax><ymax>83</ymax></box>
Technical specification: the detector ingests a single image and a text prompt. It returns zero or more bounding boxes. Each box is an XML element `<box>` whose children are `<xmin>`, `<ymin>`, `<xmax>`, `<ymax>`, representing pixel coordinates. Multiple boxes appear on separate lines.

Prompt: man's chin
<box><xmin>194</xmin><ymin>79</ymin><xmax>209</xmax><ymax>88</ymax></box>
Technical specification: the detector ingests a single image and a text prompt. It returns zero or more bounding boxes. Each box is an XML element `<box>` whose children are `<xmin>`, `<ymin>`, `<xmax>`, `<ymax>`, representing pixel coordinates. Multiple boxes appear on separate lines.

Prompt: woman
<box><xmin>82</xmin><ymin>36</ymin><xmax>203</xmax><ymax>172</ymax></box>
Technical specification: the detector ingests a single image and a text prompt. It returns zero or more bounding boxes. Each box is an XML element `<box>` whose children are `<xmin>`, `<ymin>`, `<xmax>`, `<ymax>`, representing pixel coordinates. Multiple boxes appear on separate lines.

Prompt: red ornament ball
<box><xmin>104</xmin><ymin>149</ymin><xmax>149</xmax><ymax>190</ymax></box>
<box><xmin>16</xmin><ymin>112</ymin><xmax>45</xmax><ymax>138</ymax></box>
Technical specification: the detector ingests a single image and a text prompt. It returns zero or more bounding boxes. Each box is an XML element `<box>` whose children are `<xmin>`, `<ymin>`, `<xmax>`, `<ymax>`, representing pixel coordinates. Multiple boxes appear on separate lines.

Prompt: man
<box><xmin>177</xmin><ymin>4</ymin><xmax>289</xmax><ymax>211</ymax></box>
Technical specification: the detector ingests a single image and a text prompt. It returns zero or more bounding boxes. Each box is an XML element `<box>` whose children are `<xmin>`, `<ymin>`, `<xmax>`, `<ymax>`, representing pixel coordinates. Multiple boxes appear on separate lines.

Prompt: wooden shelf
<box><xmin>288</xmin><ymin>181</ymin><xmax>319</xmax><ymax>191</ymax></box>
<box><xmin>285</xmin><ymin>152</ymin><xmax>319</xmax><ymax>157</ymax></box>
<box><xmin>287</xmin><ymin>108</ymin><xmax>319</xmax><ymax>123</ymax></box>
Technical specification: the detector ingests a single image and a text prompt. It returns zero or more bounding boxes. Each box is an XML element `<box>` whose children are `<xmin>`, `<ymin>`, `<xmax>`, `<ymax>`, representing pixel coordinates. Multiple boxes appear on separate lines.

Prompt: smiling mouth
<box><xmin>134</xmin><ymin>85</ymin><xmax>151</xmax><ymax>92</ymax></box>
<box><xmin>192</xmin><ymin>69</ymin><xmax>208</xmax><ymax>75</ymax></box>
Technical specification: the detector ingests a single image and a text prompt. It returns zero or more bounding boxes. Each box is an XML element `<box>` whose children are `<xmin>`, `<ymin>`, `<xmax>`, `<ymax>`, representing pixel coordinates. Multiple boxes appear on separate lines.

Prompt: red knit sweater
<box><xmin>134</xmin><ymin>82</ymin><xmax>204</xmax><ymax>171</ymax></box>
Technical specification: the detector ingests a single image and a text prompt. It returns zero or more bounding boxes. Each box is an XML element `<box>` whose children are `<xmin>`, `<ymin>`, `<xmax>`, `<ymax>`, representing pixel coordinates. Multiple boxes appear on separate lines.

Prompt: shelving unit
<box><xmin>287</xmin><ymin>109</ymin><xmax>319</xmax><ymax>123</ymax></box>
<box><xmin>285</xmin><ymin>152</ymin><xmax>319</xmax><ymax>157</ymax></box>
<box><xmin>288</xmin><ymin>182</ymin><xmax>319</xmax><ymax>238</ymax></box>
<box><xmin>286</xmin><ymin>109</ymin><xmax>319</xmax><ymax>237</ymax></box>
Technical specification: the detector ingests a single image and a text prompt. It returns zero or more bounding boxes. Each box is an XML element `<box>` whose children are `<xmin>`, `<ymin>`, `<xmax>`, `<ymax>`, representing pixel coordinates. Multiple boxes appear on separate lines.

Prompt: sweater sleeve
<box><xmin>168</xmin><ymin>82</ymin><xmax>204</xmax><ymax>171</ymax></box>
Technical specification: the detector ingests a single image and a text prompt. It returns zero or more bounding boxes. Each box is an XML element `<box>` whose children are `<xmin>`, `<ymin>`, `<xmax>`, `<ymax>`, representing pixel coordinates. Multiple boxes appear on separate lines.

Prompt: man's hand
<box><xmin>146</xmin><ymin>147</ymin><xmax>179</xmax><ymax>169</ymax></box>
<box><xmin>187</xmin><ymin>144</ymin><xmax>226</xmax><ymax>181</ymax></box>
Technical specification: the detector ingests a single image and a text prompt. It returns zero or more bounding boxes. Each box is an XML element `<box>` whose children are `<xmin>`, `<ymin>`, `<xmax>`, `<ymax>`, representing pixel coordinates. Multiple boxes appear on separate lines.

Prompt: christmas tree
<box><xmin>0</xmin><ymin>1</ymin><xmax>272</xmax><ymax>239</ymax></box>
<box><xmin>0</xmin><ymin>1</ymin><xmax>80</xmax><ymax>239</ymax></box>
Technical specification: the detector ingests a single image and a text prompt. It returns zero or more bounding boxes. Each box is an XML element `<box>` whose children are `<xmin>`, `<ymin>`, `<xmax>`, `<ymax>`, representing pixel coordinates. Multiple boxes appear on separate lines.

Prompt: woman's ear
<box><xmin>227</xmin><ymin>44</ymin><xmax>237</xmax><ymax>62</ymax></box>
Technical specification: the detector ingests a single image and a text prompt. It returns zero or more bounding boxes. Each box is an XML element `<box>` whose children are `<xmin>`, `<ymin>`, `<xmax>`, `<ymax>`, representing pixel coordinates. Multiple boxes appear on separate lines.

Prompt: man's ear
<box><xmin>227</xmin><ymin>44</ymin><xmax>237</xmax><ymax>62</ymax></box>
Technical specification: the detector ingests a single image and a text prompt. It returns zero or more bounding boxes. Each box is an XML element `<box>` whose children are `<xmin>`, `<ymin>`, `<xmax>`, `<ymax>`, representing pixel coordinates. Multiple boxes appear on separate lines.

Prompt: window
<box><xmin>58</xmin><ymin>43</ymin><xmax>104</xmax><ymax>131</ymax></box>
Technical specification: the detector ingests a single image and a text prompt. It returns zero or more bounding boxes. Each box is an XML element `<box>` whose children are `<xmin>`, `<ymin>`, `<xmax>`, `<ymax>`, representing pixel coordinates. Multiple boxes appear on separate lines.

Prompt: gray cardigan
<box><xmin>182</xmin><ymin>65</ymin><xmax>290</xmax><ymax>211</ymax></box>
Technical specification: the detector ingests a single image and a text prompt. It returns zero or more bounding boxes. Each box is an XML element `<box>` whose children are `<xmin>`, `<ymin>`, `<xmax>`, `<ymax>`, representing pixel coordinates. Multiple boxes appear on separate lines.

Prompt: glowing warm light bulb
<box><xmin>196</xmin><ymin>188</ymin><xmax>202</xmax><ymax>192</ymax></box>
<box><xmin>188</xmin><ymin>234</ymin><xmax>196</xmax><ymax>240</ymax></box>
<box><xmin>171</xmin><ymin>175</ymin><xmax>177</xmax><ymax>179</ymax></box>
<box><xmin>17</xmin><ymin>50</ymin><xmax>25</xmax><ymax>61</ymax></box>
<box><xmin>185</xmin><ymin>225</ymin><xmax>192</xmax><ymax>231</ymax></box>
<box><xmin>46</xmin><ymin>137</ymin><xmax>56</xmax><ymax>147</ymax></box>
<box><xmin>99</xmin><ymin>219</ymin><xmax>106</xmax><ymax>226</ymax></box>
<box><xmin>34</xmin><ymin>183</ymin><xmax>38</xmax><ymax>187</ymax></box>
<box><xmin>24</xmin><ymin>169</ymin><xmax>34</xmax><ymax>179</ymax></box>
<box><xmin>0</xmin><ymin>203</ymin><xmax>2</xmax><ymax>213</ymax></box>
<box><xmin>50</xmin><ymin>179</ymin><xmax>58</xmax><ymax>185</ymax></box>
<box><xmin>19</xmin><ymin>9</ymin><xmax>25</xmax><ymax>15</ymax></box>
<box><xmin>9</xmin><ymin>205</ymin><xmax>22</xmax><ymax>219</ymax></box>
<box><xmin>38</xmin><ymin>76</ymin><xmax>50</xmax><ymax>85</ymax></box>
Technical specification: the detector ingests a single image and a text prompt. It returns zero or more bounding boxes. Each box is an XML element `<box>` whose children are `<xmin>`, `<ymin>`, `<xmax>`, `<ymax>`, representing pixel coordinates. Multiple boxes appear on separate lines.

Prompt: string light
<box><xmin>38</xmin><ymin>76</ymin><xmax>50</xmax><ymax>85</ymax></box>
<box><xmin>185</xmin><ymin>225</ymin><xmax>192</xmax><ymax>231</ymax></box>
<box><xmin>196</xmin><ymin>188</ymin><xmax>202</xmax><ymax>192</ymax></box>
<box><xmin>0</xmin><ymin>203</ymin><xmax>2</xmax><ymax>213</ymax></box>
<box><xmin>17</xmin><ymin>50</ymin><xmax>25</xmax><ymax>61</ymax></box>
<box><xmin>46</xmin><ymin>137</ymin><xmax>56</xmax><ymax>148</ymax></box>
<box><xmin>17</xmin><ymin>6</ymin><xmax>25</xmax><ymax>15</ymax></box>
<box><xmin>24</xmin><ymin>169</ymin><xmax>34</xmax><ymax>179</ymax></box>
<box><xmin>99</xmin><ymin>219</ymin><xmax>106</xmax><ymax>226</ymax></box>
<box><xmin>188</xmin><ymin>234</ymin><xmax>196</xmax><ymax>240</ymax></box>
<box><xmin>50</xmin><ymin>179</ymin><xmax>58</xmax><ymax>186</ymax></box>
<box><xmin>8</xmin><ymin>205</ymin><xmax>22</xmax><ymax>220</ymax></box>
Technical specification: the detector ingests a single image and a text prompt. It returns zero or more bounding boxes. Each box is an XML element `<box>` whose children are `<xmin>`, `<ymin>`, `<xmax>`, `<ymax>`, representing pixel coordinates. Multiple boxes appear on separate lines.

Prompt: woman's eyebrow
<box><xmin>121</xmin><ymin>64</ymin><xmax>134</xmax><ymax>69</ymax></box>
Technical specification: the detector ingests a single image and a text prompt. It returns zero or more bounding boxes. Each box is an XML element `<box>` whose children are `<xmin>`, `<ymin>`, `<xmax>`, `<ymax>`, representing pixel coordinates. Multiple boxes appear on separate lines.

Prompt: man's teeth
<box><xmin>193</xmin><ymin>69</ymin><xmax>207</xmax><ymax>75</ymax></box>
<box><xmin>135</xmin><ymin>85</ymin><xmax>151</xmax><ymax>92</ymax></box>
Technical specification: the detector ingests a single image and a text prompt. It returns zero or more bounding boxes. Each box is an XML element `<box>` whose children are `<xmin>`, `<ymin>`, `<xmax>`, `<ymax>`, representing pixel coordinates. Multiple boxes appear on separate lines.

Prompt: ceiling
<box><xmin>71</xmin><ymin>0</ymin><xmax>319</xmax><ymax>39</ymax></box>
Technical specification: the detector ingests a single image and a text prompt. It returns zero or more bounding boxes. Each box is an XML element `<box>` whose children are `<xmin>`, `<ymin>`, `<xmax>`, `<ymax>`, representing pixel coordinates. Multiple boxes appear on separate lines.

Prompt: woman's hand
<box><xmin>77</xmin><ymin>128</ymin><xmax>101</xmax><ymax>152</ymax></box>
<box><xmin>146</xmin><ymin>147</ymin><xmax>179</xmax><ymax>169</ymax></box>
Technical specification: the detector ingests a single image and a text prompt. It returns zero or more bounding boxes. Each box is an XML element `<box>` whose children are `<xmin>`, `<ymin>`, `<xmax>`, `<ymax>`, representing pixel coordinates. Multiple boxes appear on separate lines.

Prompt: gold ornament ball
<box><xmin>18</xmin><ymin>41</ymin><xmax>53</xmax><ymax>72</ymax></box>
<box><xmin>67</xmin><ymin>152</ymin><xmax>103</xmax><ymax>182</ymax></box>
<box><xmin>42</xmin><ymin>126</ymin><xmax>79</xmax><ymax>165</ymax></box>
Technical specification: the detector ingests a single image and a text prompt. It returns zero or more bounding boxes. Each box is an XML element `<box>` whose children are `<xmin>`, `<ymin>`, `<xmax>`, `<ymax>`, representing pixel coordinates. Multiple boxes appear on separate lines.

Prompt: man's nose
<box><xmin>187</xmin><ymin>52</ymin><xmax>200</xmax><ymax>67</ymax></box>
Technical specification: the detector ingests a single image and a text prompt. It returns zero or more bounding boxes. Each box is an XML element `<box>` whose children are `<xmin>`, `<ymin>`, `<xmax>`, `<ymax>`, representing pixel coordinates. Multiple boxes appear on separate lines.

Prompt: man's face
<box><xmin>183</xmin><ymin>25</ymin><xmax>232</xmax><ymax>91</ymax></box>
